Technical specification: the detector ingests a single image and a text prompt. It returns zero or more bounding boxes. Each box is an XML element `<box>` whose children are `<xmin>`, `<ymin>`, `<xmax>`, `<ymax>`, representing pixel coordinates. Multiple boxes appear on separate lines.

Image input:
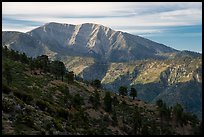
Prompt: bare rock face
<box><xmin>2</xmin><ymin>22</ymin><xmax>179</xmax><ymax>61</ymax></box>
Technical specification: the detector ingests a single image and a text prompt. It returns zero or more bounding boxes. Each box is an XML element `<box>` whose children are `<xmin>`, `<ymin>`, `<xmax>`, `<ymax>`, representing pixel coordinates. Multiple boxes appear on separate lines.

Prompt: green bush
<box><xmin>2</xmin><ymin>98</ymin><xmax>14</xmax><ymax>113</ymax></box>
<box><xmin>57</xmin><ymin>108</ymin><xmax>69</xmax><ymax>119</ymax></box>
<box><xmin>36</xmin><ymin>99</ymin><xmax>56</xmax><ymax>115</ymax></box>
<box><xmin>45</xmin><ymin>122</ymin><xmax>53</xmax><ymax>131</ymax></box>
<box><xmin>22</xmin><ymin>116</ymin><xmax>35</xmax><ymax>128</ymax></box>
<box><xmin>85</xmin><ymin>128</ymin><xmax>97</xmax><ymax>135</ymax></box>
<box><xmin>13</xmin><ymin>91</ymin><xmax>33</xmax><ymax>104</ymax></box>
<box><xmin>72</xmin><ymin>94</ymin><xmax>84</xmax><ymax>109</ymax></box>
<box><xmin>66</xmin><ymin>125</ymin><xmax>75</xmax><ymax>133</ymax></box>
<box><xmin>60</xmin><ymin>86</ymin><xmax>70</xmax><ymax>97</ymax></box>
<box><xmin>89</xmin><ymin>91</ymin><xmax>100</xmax><ymax>109</ymax></box>
<box><xmin>36</xmin><ymin>99</ymin><xmax>49</xmax><ymax>111</ymax></box>
<box><xmin>14</xmin><ymin>114</ymin><xmax>35</xmax><ymax>131</ymax></box>
<box><xmin>53</xmin><ymin>119</ymin><xmax>64</xmax><ymax>132</ymax></box>
<box><xmin>2</xmin><ymin>84</ymin><xmax>12</xmax><ymax>94</ymax></box>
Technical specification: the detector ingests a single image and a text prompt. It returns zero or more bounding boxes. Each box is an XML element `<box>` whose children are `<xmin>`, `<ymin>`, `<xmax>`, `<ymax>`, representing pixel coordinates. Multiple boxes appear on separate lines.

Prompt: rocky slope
<box><xmin>2</xmin><ymin>49</ymin><xmax>201</xmax><ymax>135</ymax></box>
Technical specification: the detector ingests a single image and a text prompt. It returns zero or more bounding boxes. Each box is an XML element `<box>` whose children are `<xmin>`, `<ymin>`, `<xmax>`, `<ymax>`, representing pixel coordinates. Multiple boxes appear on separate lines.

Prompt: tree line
<box><xmin>156</xmin><ymin>99</ymin><xmax>201</xmax><ymax>134</ymax></box>
<box><xmin>118</xmin><ymin>86</ymin><xmax>137</xmax><ymax>100</ymax></box>
<box><xmin>2</xmin><ymin>46</ymin><xmax>74</xmax><ymax>85</ymax></box>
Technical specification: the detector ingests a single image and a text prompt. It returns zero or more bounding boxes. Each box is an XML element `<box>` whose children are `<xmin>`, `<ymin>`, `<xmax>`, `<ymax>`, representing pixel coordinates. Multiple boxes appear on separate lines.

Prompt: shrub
<box><xmin>36</xmin><ymin>99</ymin><xmax>49</xmax><ymax>111</ymax></box>
<box><xmin>89</xmin><ymin>91</ymin><xmax>100</xmax><ymax>109</ymax></box>
<box><xmin>45</xmin><ymin>122</ymin><xmax>53</xmax><ymax>130</ymax></box>
<box><xmin>2</xmin><ymin>84</ymin><xmax>12</xmax><ymax>94</ymax></box>
<box><xmin>13</xmin><ymin>91</ymin><xmax>33</xmax><ymax>104</ymax></box>
<box><xmin>72</xmin><ymin>94</ymin><xmax>84</xmax><ymax>108</ymax></box>
<box><xmin>60</xmin><ymin>87</ymin><xmax>70</xmax><ymax>97</ymax></box>
<box><xmin>22</xmin><ymin>116</ymin><xmax>34</xmax><ymax>128</ymax></box>
<box><xmin>57</xmin><ymin>108</ymin><xmax>69</xmax><ymax>119</ymax></box>
<box><xmin>53</xmin><ymin>119</ymin><xmax>64</xmax><ymax>132</ymax></box>
<box><xmin>36</xmin><ymin>99</ymin><xmax>56</xmax><ymax>116</ymax></box>
<box><xmin>2</xmin><ymin>98</ymin><xmax>14</xmax><ymax>113</ymax></box>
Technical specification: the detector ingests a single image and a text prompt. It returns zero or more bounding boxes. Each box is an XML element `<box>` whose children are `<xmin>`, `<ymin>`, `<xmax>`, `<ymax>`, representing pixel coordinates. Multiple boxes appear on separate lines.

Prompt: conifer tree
<box><xmin>104</xmin><ymin>92</ymin><xmax>112</xmax><ymax>112</ymax></box>
<box><xmin>130</xmin><ymin>87</ymin><xmax>137</xmax><ymax>100</ymax></box>
<box><xmin>4</xmin><ymin>63</ymin><xmax>12</xmax><ymax>85</ymax></box>
<box><xmin>119</xmin><ymin>86</ymin><xmax>128</xmax><ymax>97</ymax></box>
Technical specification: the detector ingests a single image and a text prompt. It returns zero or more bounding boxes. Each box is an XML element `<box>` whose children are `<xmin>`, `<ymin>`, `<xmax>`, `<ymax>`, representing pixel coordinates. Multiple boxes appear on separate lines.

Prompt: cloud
<box><xmin>2</xmin><ymin>2</ymin><xmax>202</xmax><ymax>33</ymax></box>
<box><xmin>2</xmin><ymin>24</ymin><xmax>38</xmax><ymax>32</ymax></box>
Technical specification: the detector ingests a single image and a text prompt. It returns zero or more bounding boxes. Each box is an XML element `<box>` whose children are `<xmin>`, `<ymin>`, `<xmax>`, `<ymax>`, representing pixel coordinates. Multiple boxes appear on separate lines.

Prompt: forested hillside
<box><xmin>2</xmin><ymin>46</ymin><xmax>202</xmax><ymax>135</ymax></box>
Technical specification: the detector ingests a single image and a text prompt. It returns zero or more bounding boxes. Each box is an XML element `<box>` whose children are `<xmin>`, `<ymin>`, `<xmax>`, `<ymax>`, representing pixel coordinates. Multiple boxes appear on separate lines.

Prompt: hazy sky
<box><xmin>2</xmin><ymin>2</ymin><xmax>202</xmax><ymax>53</ymax></box>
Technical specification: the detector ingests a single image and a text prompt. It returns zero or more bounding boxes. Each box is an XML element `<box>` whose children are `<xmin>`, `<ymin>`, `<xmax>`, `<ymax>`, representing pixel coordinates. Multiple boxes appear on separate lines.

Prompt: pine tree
<box><xmin>59</xmin><ymin>61</ymin><xmax>66</xmax><ymax>81</ymax></box>
<box><xmin>173</xmin><ymin>103</ymin><xmax>184</xmax><ymax>125</ymax></box>
<box><xmin>21</xmin><ymin>52</ymin><xmax>29</xmax><ymax>64</ymax></box>
<box><xmin>50</xmin><ymin>61</ymin><xmax>66</xmax><ymax>81</ymax></box>
<box><xmin>4</xmin><ymin>63</ymin><xmax>12</xmax><ymax>85</ymax></box>
<box><xmin>132</xmin><ymin>106</ymin><xmax>142</xmax><ymax>135</ymax></box>
<box><xmin>91</xmin><ymin>79</ymin><xmax>101</xmax><ymax>89</ymax></box>
<box><xmin>156</xmin><ymin>99</ymin><xmax>163</xmax><ymax>108</ymax></box>
<box><xmin>130</xmin><ymin>87</ymin><xmax>137</xmax><ymax>100</ymax></box>
<box><xmin>29</xmin><ymin>59</ymin><xmax>35</xmax><ymax>74</ymax></box>
<box><xmin>103</xmin><ymin>92</ymin><xmax>112</xmax><ymax>112</ymax></box>
<box><xmin>119</xmin><ymin>86</ymin><xmax>128</xmax><ymax>97</ymax></box>
<box><xmin>89</xmin><ymin>90</ymin><xmax>100</xmax><ymax>109</ymax></box>
<box><xmin>112</xmin><ymin>95</ymin><xmax>119</xmax><ymax>110</ymax></box>
<box><xmin>2</xmin><ymin>46</ymin><xmax>8</xmax><ymax>57</ymax></box>
<box><xmin>66</xmin><ymin>71</ymin><xmax>74</xmax><ymax>83</ymax></box>
<box><xmin>50</xmin><ymin>61</ymin><xmax>59</xmax><ymax>79</ymax></box>
<box><xmin>72</xmin><ymin>94</ymin><xmax>84</xmax><ymax>109</ymax></box>
<box><xmin>121</xmin><ymin>100</ymin><xmax>127</xmax><ymax>124</ymax></box>
<box><xmin>36</xmin><ymin>55</ymin><xmax>49</xmax><ymax>73</ymax></box>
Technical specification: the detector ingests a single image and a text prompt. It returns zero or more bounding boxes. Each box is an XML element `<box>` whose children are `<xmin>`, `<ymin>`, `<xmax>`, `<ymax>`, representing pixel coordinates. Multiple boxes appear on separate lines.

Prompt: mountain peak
<box><xmin>4</xmin><ymin>22</ymin><xmax>182</xmax><ymax>61</ymax></box>
<box><xmin>42</xmin><ymin>22</ymin><xmax>104</xmax><ymax>28</ymax></box>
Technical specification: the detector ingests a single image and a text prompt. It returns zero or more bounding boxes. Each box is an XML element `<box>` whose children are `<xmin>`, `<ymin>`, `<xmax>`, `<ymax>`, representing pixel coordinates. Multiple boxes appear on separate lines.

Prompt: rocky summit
<box><xmin>3</xmin><ymin>22</ymin><xmax>179</xmax><ymax>61</ymax></box>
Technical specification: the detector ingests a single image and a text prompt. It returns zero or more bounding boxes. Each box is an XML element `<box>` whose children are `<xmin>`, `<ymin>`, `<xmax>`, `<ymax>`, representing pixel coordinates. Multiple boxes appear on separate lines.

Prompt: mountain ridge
<box><xmin>3</xmin><ymin>22</ymin><xmax>190</xmax><ymax>62</ymax></box>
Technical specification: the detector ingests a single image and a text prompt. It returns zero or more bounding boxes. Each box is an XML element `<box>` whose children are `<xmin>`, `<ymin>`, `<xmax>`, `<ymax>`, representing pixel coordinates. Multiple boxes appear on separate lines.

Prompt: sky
<box><xmin>2</xmin><ymin>2</ymin><xmax>202</xmax><ymax>53</ymax></box>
